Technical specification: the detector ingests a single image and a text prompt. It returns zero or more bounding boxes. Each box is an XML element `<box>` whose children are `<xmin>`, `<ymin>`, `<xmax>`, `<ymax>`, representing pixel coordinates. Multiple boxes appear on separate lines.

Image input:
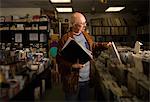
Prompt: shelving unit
<box><xmin>136</xmin><ymin>24</ymin><xmax>149</xmax><ymax>49</ymax></box>
<box><xmin>136</xmin><ymin>24</ymin><xmax>149</xmax><ymax>42</ymax></box>
<box><xmin>91</xmin><ymin>17</ymin><xmax>128</xmax><ymax>42</ymax></box>
<box><xmin>0</xmin><ymin>18</ymin><xmax>49</xmax><ymax>54</ymax></box>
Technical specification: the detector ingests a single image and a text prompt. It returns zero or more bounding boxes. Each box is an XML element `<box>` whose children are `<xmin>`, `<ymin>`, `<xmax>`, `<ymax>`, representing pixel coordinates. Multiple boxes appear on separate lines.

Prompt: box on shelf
<box><xmin>16</xmin><ymin>24</ymin><xmax>24</xmax><ymax>30</ymax></box>
<box><xmin>25</xmin><ymin>27</ymin><xmax>32</xmax><ymax>30</ymax></box>
<box><xmin>26</xmin><ymin>17</ymin><xmax>33</xmax><ymax>22</ymax></box>
<box><xmin>39</xmin><ymin>26</ymin><xmax>47</xmax><ymax>30</ymax></box>
<box><xmin>32</xmin><ymin>15</ymin><xmax>40</xmax><ymax>22</ymax></box>
<box><xmin>14</xmin><ymin>18</ymin><xmax>26</xmax><ymax>22</ymax></box>
<box><xmin>5</xmin><ymin>16</ymin><xmax>12</xmax><ymax>22</ymax></box>
<box><xmin>1</xmin><ymin>24</ymin><xmax>9</xmax><ymax>30</ymax></box>
<box><xmin>32</xmin><ymin>24</ymin><xmax>38</xmax><ymax>30</ymax></box>
<box><xmin>0</xmin><ymin>16</ymin><xmax>5</xmax><ymax>22</ymax></box>
<box><xmin>40</xmin><ymin>16</ymin><xmax>48</xmax><ymax>22</ymax></box>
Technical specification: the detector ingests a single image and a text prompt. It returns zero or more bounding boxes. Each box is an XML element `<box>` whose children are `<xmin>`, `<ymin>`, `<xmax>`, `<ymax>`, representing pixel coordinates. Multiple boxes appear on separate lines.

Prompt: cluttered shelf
<box><xmin>0</xmin><ymin>15</ymin><xmax>49</xmax><ymax>49</ymax></box>
<box><xmin>10</xmin><ymin>62</ymin><xmax>51</xmax><ymax>101</ymax></box>
<box><xmin>0</xmin><ymin>49</ymin><xmax>51</xmax><ymax>101</ymax></box>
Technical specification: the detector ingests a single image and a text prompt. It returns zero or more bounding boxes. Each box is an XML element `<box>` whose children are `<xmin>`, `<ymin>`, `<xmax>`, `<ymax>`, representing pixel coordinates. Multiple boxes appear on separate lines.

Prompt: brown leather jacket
<box><xmin>56</xmin><ymin>31</ymin><xmax>94</xmax><ymax>94</ymax></box>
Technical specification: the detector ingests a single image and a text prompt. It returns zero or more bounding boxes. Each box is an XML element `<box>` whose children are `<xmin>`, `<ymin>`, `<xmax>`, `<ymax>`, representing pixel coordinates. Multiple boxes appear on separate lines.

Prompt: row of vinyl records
<box><xmin>93</xmin><ymin>36</ymin><xmax>127</xmax><ymax>42</ymax></box>
<box><xmin>92</xmin><ymin>26</ymin><xmax>128</xmax><ymax>35</ymax></box>
<box><xmin>137</xmin><ymin>24</ymin><xmax>149</xmax><ymax>35</ymax></box>
<box><xmin>91</xmin><ymin>17</ymin><xmax>126</xmax><ymax>26</ymax></box>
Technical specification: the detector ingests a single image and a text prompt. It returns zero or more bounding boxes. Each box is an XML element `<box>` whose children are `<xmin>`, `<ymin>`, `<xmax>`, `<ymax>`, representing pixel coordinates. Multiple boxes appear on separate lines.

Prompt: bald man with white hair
<box><xmin>57</xmin><ymin>12</ymin><xmax>94</xmax><ymax>101</ymax></box>
<box><xmin>70</xmin><ymin>12</ymin><xmax>87</xmax><ymax>34</ymax></box>
<box><xmin>57</xmin><ymin>12</ymin><xmax>110</xmax><ymax>101</ymax></box>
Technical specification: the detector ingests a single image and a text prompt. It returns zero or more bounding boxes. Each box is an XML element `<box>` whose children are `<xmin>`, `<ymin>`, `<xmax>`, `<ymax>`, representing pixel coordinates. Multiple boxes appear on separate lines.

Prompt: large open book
<box><xmin>61</xmin><ymin>37</ymin><xmax>93</xmax><ymax>64</ymax></box>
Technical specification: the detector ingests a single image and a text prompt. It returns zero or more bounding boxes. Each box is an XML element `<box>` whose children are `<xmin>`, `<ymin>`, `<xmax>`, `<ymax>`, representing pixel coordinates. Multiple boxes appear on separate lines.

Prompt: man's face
<box><xmin>73</xmin><ymin>16</ymin><xmax>87</xmax><ymax>34</ymax></box>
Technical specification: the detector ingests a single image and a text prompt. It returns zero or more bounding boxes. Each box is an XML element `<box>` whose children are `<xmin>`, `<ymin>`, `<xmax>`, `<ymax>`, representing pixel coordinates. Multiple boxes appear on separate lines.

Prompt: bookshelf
<box><xmin>91</xmin><ymin>17</ymin><xmax>128</xmax><ymax>42</ymax></box>
<box><xmin>0</xmin><ymin>16</ymin><xmax>49</xmax><ymax>56</ymax></box>
<box><xmin>0</xmin><ymin>21</ymin><xmax>49</xmax><ymax>46</ymax></box>
<box><xmin>136</xmin><ymin>24</ymin><xmax>149</xmax><ymax>49</ymax></box>
<box><xmin>137</xmin><ymin>24</ymin><xmax>149</xmax><ymax>42</ymax></box>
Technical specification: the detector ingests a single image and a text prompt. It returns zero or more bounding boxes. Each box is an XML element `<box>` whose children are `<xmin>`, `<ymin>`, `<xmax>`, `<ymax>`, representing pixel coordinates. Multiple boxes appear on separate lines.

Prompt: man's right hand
<box><xmin>72</xmin><ymin>63</ymin><xmax>85</xmax><ymax>69</ymax></box>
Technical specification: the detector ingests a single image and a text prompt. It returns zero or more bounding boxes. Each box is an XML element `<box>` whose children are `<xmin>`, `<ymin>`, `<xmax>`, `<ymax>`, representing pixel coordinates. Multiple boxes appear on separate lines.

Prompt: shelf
<box><xmin>0</xmin><ymin>30</ymin><xmax>49</xmax><ymax>34</ymax></box>
<box><xmin>92</xmin><ymin>35</ymin><xmax>128</xmax><ymax>36</ymax></box>
<box><xmin>92</xmin><ymin>25</ymin><xmax>127</xmax><ymax>27</ymax></box>
<box><xmin>91</xmin><ymin>17</ymin><xmax>127</xmax><ymax>26</ymax></box>
<box><xmin>0</xmin><ymin>21</ymin><xmax>48</xmax><ymax>24</ymax></box>
<box><xmin>94</xmin><ymin>35</ymin><xmax>128</xmax><ymax>42</ymax></box>
<box><xmin>137</xmin><ymin>24</ymin><xmax>149</xmax><ymax>35</ymax></box>
<box><xmin>91</xmin><ymin>18</ymin><xmax>128</xmax><ymax>42</ymax></box>
<box><xmin>0</xmin><ymin>20</ymin><xmax>49</xmax><ymax>52</ymax></box>
<box><xmin>136</xmin><ymin>24</ymin><xmax>149</xmax><ymax>43</ymax></box>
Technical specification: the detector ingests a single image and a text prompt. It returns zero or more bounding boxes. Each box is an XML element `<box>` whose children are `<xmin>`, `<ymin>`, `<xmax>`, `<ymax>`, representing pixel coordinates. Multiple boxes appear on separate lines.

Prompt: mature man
<box><xmin>57</xmin><ymin>12</ymin><xmax>110</xmax><ymax>101</ymax></box>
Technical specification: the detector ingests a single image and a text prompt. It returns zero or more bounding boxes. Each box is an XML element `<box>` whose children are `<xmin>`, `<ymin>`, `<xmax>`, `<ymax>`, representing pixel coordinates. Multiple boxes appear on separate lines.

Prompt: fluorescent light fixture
<box><xmin>50</xmin><ymin>0</ymin><xmax>71</xmax><ymax>3</ymax></box>
<box><xmin>56</xmin><ymin>7</ymin><xmax>72</xmax><ymax>12</ymax></box>
<box><xmin>105</xmin><ymin>7</ymin><xmax>125</xmax><ymax>12</ymax></box>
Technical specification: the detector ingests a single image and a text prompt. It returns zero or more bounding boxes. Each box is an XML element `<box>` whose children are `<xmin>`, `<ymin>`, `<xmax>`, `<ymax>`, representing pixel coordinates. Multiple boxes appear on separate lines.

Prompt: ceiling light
<box><xmin>105</xmin><ymin>7</ymin><xmax>125</xmax><ymax>12</ymax></box>
<box><xmin>50</xmin><ymin>0</ymin><xmax>71</xmax><ymax>3</ymax></box>
<box><xmin>56</xmin><ymin>7</ymin><xmax>72</xmax><ymax>12</ymax></box>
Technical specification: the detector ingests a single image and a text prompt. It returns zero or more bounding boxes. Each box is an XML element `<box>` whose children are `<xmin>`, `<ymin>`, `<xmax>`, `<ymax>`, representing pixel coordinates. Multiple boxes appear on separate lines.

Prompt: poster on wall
<box><xmin>40</xmin><ymin>33</ymin><xmax>47</xmax><ymax>42</ymax></box>
<box><xmin>29</xmin><ymin>33</ymin><xmax>38</xmax><ymax>41</ymax></box>
<box><xmin>15</xmin><ymin>33</ymin><xmax>22</xmax><ymax>42</ymax></box>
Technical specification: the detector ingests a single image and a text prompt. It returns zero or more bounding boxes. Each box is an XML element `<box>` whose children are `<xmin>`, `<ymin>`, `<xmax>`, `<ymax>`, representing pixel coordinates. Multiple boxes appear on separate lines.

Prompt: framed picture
<box><xmin>40</xmin><ymin>33</ymin><xmax>47</xmax><ymax>42</ymax></box>
<box><xmin>29</xmin><ymin>33</ymin><xmax>38</xmax><ymax>41</ymax></box>
<box><xmin>15</xmin><ymin>33</ymin><xmax>22</xmax><ymax>42</ymax></box>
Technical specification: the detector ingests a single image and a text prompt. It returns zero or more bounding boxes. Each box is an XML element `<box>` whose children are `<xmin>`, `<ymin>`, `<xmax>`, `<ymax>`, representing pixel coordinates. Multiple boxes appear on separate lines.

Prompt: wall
<box><xmin>0</xmin><ymin>8</ymin><xmax>40</xmax><ymax>16</ymax></box>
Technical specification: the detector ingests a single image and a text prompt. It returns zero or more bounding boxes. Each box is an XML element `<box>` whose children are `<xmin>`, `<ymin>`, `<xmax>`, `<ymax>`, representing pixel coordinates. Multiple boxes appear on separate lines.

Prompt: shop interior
<box><xmin>0</xmin><ymin>0</ymin><xmax>149</xmax><ymax>101</ymax></box>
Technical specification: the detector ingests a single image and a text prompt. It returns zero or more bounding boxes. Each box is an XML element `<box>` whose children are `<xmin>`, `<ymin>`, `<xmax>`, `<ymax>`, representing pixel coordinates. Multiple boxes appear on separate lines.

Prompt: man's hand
<box><xmin>107</xmin><ymin>42</ymin><xmax>112</xmax><ymax>47</ymax></box>
<box><xmin>72</xmin><ymin>59</ymin><xmax>85</xmax><ymax>69</ymax></box>
<box><xmin>72</xmin><ymin>63</ymin><xmax>85</xmax><ymax>69</ymax></box>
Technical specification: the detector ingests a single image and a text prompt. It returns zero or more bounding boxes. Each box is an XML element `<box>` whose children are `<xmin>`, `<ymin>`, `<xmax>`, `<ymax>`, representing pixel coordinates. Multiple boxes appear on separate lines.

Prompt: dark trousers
<box><xmin>65</xmin><ymin>81</ymin><xmax>89</xmax><ymax>102</ymax></box>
